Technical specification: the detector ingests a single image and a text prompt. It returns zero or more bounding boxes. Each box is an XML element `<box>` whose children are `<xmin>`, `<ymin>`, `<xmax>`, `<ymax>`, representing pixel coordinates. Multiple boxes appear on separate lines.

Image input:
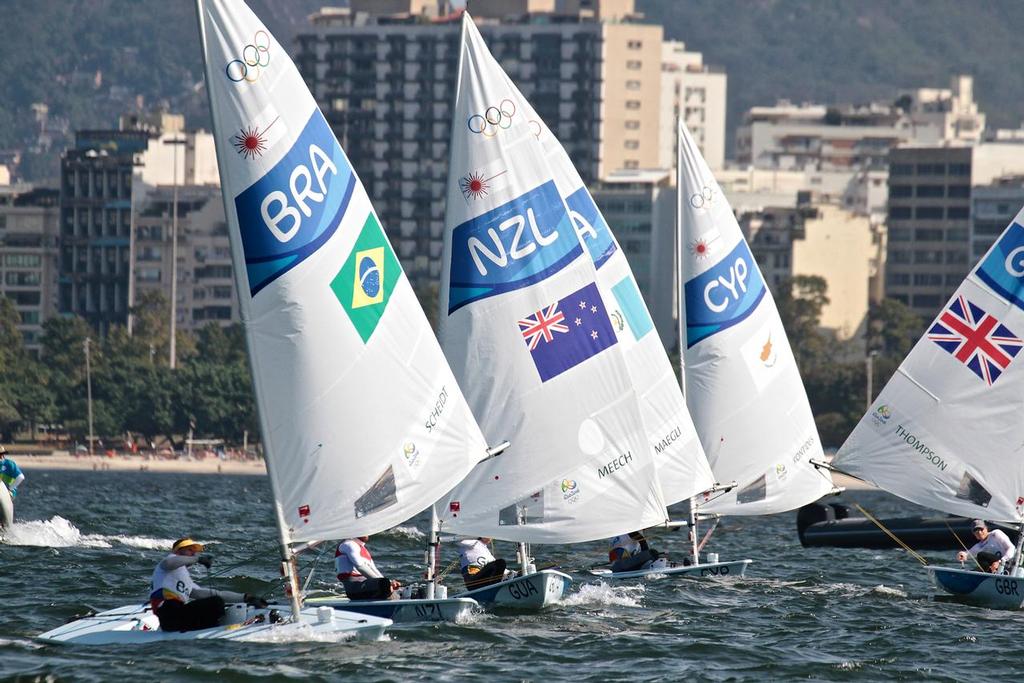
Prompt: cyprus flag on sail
<box><xmin>437</xmin><ymin>14</ymin><xmax>668</xmax><ymax>543</ymax></box>
<box><xmin>197</xmin><ymin>0</ymin><xmax>488</xmax><ymax>543</ymax></box>
<box><xmin>677</xmin><ymin>120</ymin><xmax>833</xmax><ymax>516</ymax></box>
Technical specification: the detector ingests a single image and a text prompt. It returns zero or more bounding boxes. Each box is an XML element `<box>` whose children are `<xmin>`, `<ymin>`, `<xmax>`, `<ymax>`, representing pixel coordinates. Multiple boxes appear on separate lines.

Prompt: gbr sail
<box><xmin>677</xmin><ymin>119</ymin><xmax>833</xmax><ymax>515</ymax></box>
<box><xmin>196</xmin><ymin>0</ymin><xmax>488</xmax><ymax>544</ymax></box>
<box><xmin>528</xmin><ymin>94</ymin><xmax>714</xmax><ymax>507</ymax></box>
<box><xmin>437</xmin><ymin>14</ymin><xmax>668</xmax><ymax>543</ymax></box>
<box><xmin>836</xmin><ymin>207</ymin><xmax>1024</xmax><ymax>522</ymax></box>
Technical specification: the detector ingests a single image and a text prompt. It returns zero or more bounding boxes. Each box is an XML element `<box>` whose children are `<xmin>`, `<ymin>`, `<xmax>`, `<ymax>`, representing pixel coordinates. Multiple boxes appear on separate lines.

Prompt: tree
<box><xmin>868</xmin><ymin>298</ymin><xmax>924</xmax><ymax>359</ymax></box>
<box><xmin>775</xmin><ymin>275</ymin><xmax>830</xmax><ymax>370</ymax></box>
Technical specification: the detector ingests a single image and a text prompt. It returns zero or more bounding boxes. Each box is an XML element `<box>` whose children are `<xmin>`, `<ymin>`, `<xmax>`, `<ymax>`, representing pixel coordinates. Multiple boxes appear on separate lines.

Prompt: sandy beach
<box><xmin>14</xmin><ymin>453</ymin><xmax>267</xmax><ymax>475</ymax></box>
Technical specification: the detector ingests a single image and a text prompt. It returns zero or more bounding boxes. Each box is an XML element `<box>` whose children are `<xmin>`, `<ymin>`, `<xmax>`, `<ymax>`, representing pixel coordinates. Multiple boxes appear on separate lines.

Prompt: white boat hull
<box><xmin>37</xmin><ymin>602</ymin><xmax>391</xmax><ymax>644</ymax></box>
<box><xmin>455</xmin><ymin>570</ymin><xmax>572</xmax><ymax>609</ymax></box>
<box><xmin>0</xmin><ymin>483</ymin><xmax>12</xmax><ymax>529</ymax></box>
<box><xmin>304</xmin><ymin>596</ymin><xmax>478</xmax><ymax>623</ymax></box>
<box><xmin>590</xmin><ymin>559</ymin><xmax>752</xmax><ymax>580</ymax></box>
<box><xmin>927</xmin><ymin>566</ymin><xmax>1024</xmax><ymax>610</ymax></box>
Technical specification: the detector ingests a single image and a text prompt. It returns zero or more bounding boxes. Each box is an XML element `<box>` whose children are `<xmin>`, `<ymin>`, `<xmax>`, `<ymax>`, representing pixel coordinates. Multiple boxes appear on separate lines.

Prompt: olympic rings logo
<box><xmin>225</xmin><ymin>30</ymin><xmax>271</xmax><ymax>84</ymax></box>
<box><xmin>690</xmin><ymin>185</ymin><xmax>715</xmax><ymax>209</ymax></box>
<box><xmin>467</xmin><ymin>99</ymin><xmax>516</xmax><ymax>137</ymax></box>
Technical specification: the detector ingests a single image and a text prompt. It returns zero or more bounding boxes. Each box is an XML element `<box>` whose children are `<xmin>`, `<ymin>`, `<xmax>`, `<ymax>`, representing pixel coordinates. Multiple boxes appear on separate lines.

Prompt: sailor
<box><xmin>0</xmin><ymin>447</ymin><xmax>25</xmax><ymax>501</ymax></box>
<box><xmin>149</xmin><ymin>537</ymin><xmax>267</xmax><ymax>632</ymax></box>
<box><xmin>457</xmin><ymin>537</ymin><xmax>508</xmax><ymax>589</ymax></box>
<box><xmin>957</xmin><ymin>520</ymin><xmax>1015</xmax><ymax>572</ymax></box>
<box><xmin>335</xmin><ymin>536</ymin><xmax>401</xmax><ymax>601</ymax></box>
<box><xmin>608</xmin><ymin>530</ymin><xmax>661</xmax><ymax>573</ymax></box>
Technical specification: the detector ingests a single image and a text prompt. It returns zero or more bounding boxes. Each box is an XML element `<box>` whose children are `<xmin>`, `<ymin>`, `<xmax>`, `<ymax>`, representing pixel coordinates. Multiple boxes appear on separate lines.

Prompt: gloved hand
<box><xmin>8</xmin><ymin>487</ymin><xmax>16</xmax><ymax>498</ymax></box>
<box><xmin>244</xmin><ymin>593</ymin><xmax>269</xmax><ymax>608</ymax></box>
<box><xmin>197</xmin><ymin>554</ymin><xmax>213</xmax><ymax>569</ymax></box>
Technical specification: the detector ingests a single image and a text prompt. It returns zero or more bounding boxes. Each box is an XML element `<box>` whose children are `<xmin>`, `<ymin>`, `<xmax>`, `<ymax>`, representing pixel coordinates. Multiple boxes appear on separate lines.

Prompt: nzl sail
<box><xmin>836</xmin><ymin>206</ymin><xmax>1024</xmax><ymax>522</ymax></box>
<box><xmin>528</xmin><ymin>79</ymin><xmax>714</xmax><ymax>509</ymax></box>
<box><xmin>437</xmin><ymin>13</ymin><xmax>668</xmax><ymax>543</ymax></box>
<box><xmin>677</xmin><ymin>119</ymin><xmax>833</xmax><ymax>515</ymax></box>
<box><xmin>196</xmin><ymin>0</ymin><xmax>488</xmax><ymax>545</ymax></box>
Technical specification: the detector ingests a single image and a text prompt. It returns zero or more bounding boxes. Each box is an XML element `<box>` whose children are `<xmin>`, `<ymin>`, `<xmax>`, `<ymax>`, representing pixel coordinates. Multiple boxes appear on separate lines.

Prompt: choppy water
<box><xmin>1</xmin><ymin>470</ymin><xmax>1019</xmax><ymax>681</ymax></box>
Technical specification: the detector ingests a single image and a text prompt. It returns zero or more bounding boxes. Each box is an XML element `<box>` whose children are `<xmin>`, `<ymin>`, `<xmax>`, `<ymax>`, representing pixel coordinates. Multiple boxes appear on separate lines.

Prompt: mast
<box><xmin>426</xmin><ymin>505</ymin><xmax>439</xmax><ymax>600</ymax></box>
<box><xmin>193</xmin><ymin>0</ymin><xmax>301</xmax><ymax>620</ymax></box>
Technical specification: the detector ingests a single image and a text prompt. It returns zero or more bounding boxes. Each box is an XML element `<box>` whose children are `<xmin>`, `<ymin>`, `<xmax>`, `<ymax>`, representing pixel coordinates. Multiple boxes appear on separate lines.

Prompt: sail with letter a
<box><xmin>437</xmin><ymin>14</ymin><xmax>668</xmax><ymax>543</ymax></box>
<box><xmin>836</xmin><ymin>206</ymin><xmax>1024</xmax><ymax>522</ymax></box>
<box><xmin>677</xmin><ymin>119</ymin><xmax>833</xmax><ymax>515</ymax></box>
<box><xmin>197</xmin><ymin>0</ymin><xmax>489</xmax><ymax>544</ymax></box>
<box><xmin>528</xmin><ymin>100</ymin><xmax>714</xmax><ymax>507</ymax></box>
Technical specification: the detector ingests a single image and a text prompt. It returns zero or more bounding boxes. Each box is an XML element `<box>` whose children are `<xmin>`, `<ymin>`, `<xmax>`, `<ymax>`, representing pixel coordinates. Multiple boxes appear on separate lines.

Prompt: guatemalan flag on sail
<box><xmin>518</xmin><ymin>282</ymin><xmax>617</xmax><ymax>382</ymax></box>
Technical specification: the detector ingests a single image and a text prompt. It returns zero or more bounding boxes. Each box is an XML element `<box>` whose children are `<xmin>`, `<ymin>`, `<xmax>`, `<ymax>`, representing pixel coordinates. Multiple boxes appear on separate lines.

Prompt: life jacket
<box><xmin>149</xmin><ymin>553</ymin><xmax>196</xmax><ymax>610</ymax></box>
<box><xmin>608</xmin><ymin>535</ymin><xmax>641</xmax><ymax>563</ymax></box>
<box><xmin>335</xmin><ymin>539</ymin><xmax>376</xmax><ymax>581</ymax></box>
<box><xmin>457</xmin><ymin>539</ymin><xmax>495</xmax><ymax>573</ymax></box>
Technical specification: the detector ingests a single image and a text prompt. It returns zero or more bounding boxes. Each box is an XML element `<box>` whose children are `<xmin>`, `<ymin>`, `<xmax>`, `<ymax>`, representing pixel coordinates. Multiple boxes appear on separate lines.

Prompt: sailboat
<box><xmin>432</xmin><ymin>13</ymin><xmax>709</xmax><ymax>606</ymax></box>
<box><xmin>832</xmin><ymin>205</ymin><xmax>1024</xmax><ymax>609</ymax></box>
<box><xmin>0</xmin><ymin>482</ymin><xmax>13</xmax><ymax>529</ymax></box>
<box><xmin>38</xmin><ymin>0</ymin><xmax>491</xmax><ymax>641</ymax></box>
<box><xmin>675</xmin><ymin>118</ymin><xmax>835</xmax><ymax>566</ymax></box>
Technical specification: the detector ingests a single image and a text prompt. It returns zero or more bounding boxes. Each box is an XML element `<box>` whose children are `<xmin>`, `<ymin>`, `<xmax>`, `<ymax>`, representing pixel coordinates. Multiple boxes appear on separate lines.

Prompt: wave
<box><xmin>1</xmin><ymin>516</ymin><xmax>172</xmax><ymax>550</ymax></box>
<box><xmin>384</xmin><ymin>525</ymin><xmax>424</xmax><ymax>540</ymax></box>
<box><xmin>559</xmin><ymin>581</ymin><xmax>645</xmax><ymax>608</ymax></box>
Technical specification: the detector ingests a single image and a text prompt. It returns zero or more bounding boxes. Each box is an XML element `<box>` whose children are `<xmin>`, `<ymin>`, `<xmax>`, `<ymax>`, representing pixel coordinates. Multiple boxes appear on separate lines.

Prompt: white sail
<box><xmin>677</xmin><ymin>119</ymin><xmax>833</xmax><ymax>515</ymax></box>
<box><xmin>197</xmin><ymin>0</ymin><xmax>489</xmax><ymax>544</ymax></box>
<box><xmin>528</xmin><ymin>105</ymin><xmax>714</xmax><ymax>507</ymax></box>
<box><xmin>836</xmin><ymin>207</ymin><xmax>1024</xmax><ymax>523</ymax></box>
<box><xmin>437</xmin><ymin>14</ymin><xmax>668</xmax><ymax>543</ymax></box>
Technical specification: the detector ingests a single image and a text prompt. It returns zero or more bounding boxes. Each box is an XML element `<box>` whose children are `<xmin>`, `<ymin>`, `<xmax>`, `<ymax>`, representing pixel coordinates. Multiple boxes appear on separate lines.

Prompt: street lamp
<box><xmin>84</xmin><ymin>338</ymin><xmax>94</xmax><ymax>456</ymax></box>
<box><xmin>865</xmin><ymin>349</ymin><xmax>880</xmax><ymax>411</ymax></box>
<box><xmin>163</xmin><ymin>135</ymin><xmax>187</xmax><ymax>369</ymax></box>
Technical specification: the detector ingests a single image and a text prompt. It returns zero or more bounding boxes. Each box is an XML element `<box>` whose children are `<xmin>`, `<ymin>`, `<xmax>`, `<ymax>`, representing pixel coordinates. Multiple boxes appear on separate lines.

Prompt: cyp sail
<box><xmin>197</xmin><ymin>0</ymin><xmax>488</xmax><ymax>544</ymax></box>
<box><xmin>677</xmin><ymin>119</ymin><xmax>833</xmax><ymax>515</ymax></box>
<box><xmin>438</xmin><ymin>14</ymin><xmax>668</xmax><ymax>543</ymax></box>
<box><xmin>836</xmin><ymin>207</ymin><xmax>1024</xmax><ymax>522</ymax></box>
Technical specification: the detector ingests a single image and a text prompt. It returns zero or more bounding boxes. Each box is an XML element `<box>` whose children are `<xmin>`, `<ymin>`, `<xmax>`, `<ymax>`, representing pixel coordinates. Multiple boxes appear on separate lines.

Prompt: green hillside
<box><xmin>642</xmin><ymin>0</ymin><xmax>1024</xmax><ymax>144</ymax></box>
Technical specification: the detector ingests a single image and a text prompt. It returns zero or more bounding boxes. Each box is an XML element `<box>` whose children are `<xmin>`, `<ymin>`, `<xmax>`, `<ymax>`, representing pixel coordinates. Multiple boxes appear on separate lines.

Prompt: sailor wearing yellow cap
<box><xmin>149</xmin><ymin>537</ymin><xmax>267</xmax><ymax>632</ymax></box>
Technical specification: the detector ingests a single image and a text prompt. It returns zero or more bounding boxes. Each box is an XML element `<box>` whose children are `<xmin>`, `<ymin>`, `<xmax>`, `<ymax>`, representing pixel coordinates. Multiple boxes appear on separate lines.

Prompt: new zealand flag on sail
<box><xmin>518</xmin><ymin>282</ymin><xmax>617</xmax><ymax>382</ymax></box>
<box><xmin>927</xmin><ymin>295</ymin><xmax>1023</xmax><ymax>386</ymax></box>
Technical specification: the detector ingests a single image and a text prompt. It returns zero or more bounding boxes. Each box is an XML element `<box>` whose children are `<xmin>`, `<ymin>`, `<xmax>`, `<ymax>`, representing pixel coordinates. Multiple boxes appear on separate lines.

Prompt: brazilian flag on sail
<box><xmin>331</xmin><ymin>213</ymin><xmax>400</xmax><ymax>343</ymax></box>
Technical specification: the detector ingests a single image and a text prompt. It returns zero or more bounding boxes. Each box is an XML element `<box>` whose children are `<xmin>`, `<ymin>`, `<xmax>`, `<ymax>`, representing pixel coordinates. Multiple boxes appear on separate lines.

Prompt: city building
<box><xmin>897</xmin><ymin>75</ymin><xmax>986</xmax><ymax>145</ymax></box>
<box><xmin>133</xmin><ymin>184</ymin><xmax>238</xmax><ymax>331</ymax></box>
<box><xmin>970</xmin><ymin>177</ymin><xmax>1024</xmax><ymax>262</ymax></box>
<box><xmin>0</xmin><ymin>186</ymin><xmax>60</xmax><ymax>354</ymax></box>
<box><xmin>295</xmin><ymin>0</ymin><xmax>671</xmax><ymax>291</ymax></box>
<box><xmin>884</xmin><ymin>141</ymin><xmax>1024</xmax><ymax>317</ymax></box>
<box><xmin>59</xmin><ymin>113</ymin><xmax>218</xmax><ymax>333</ymax></box>
<box><xmin>660</xmin><ymin>40</ymin><xmax>727</xmax><ymax>171</ymax></box>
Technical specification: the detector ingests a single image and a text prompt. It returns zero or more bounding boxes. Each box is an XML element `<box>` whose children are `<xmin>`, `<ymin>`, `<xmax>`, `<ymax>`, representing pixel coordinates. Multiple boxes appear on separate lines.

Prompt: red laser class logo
<box><xmin>232</xmin><ymin>116</ymin><xmax>280</xmax><ymax>160</ymax></box>
<box><xmin>459</xmin><ymin>169</ymin><xmax>508</xmax><ymax>200</ymax></box>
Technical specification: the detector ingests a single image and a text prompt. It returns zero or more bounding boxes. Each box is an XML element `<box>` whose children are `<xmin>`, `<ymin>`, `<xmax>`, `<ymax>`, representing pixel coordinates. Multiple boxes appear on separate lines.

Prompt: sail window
<box><xmin>498</xmin><ymin>491</ymin><xmax>545</xmax><ymax>525</ymax></box>
<box><xmin>354</xmin><ymin>465</ymin><xmax>398</xmax><ymax>518</ymax></box>
<box><xmin>736</xmin><ymin>474</ymin><xmax>767</xmax><ymax>504</ymax></box>
<box><xmin>955</xmin><ymin>471</ymin><xmax>992</xmax><ymax>508</ymax></box>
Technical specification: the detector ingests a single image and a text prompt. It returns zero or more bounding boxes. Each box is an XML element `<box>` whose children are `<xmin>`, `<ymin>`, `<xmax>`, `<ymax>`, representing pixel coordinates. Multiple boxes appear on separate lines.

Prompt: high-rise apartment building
<box><xmin>0</xmin><ymin>186</ymin><xmax>60</xmax><ymax>354</ymax></box>
<box><xmin>59</xmin><ymin>113</ymin><xmax>218</xmax><ymax>333</ymax></box>
<box><xmin>970</xmin><ymin>178</ymin><xmax>1024</xmax><ymax>262</ymax></box>
<box><xmin>883</xmin><ymin>143</ymin><xmax>1024</xmax><ymax>317</ymax></box>
<box><xmin>133</xmin><ymin>184</ymin><xmax>238</xmax><ymax>331</ymax></box>
<box><xmin>294</xmin><ymin>0</ymin><xmax>668</xmax><ymax>291</ymax></box>
<box><xmin>660</xmin><ymin>41</ymin><xmax>726</xmax><ymax>171</ymax></box>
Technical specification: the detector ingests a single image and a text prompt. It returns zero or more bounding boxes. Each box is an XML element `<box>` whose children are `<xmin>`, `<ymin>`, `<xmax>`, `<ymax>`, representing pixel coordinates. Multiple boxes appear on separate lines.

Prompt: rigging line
<box><xmin>300</xmin><ymin>544</ymin><xmax>327</xmax><ymax>595</ymax></box>
<box><xmin>943</xmin><ymin>519</ymin><xmax>984</xmax><ymax>572</ymax></box>
<box><xmin>854</xmin><ymin>503</ymin><xmax>928</xmax><ymax>566</ymax></box>
<box><xmin>205</xmin><ymin>542</ymin><xmax>278</xmax><ymax>579</ymax></box>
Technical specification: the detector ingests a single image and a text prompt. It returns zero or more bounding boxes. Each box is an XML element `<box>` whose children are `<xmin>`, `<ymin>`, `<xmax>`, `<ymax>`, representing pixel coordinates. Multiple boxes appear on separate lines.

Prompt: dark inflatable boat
<box><xmin>797</xmin><ymin>502</ymin><xmax>1020</xmax><ymax>550</ymax></box>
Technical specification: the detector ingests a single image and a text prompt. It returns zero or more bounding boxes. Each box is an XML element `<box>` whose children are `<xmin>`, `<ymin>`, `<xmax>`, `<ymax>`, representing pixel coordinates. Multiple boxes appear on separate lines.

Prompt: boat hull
<box><xmin>927</xmin><ymin>567</ymin><xmax>1024</xmax><ymax>610</ymax></box>
<box><xmin>304</xmin><ymin>596</ymin><xmax>478</xmax><ymax>623</ymax></box>
<box><xmin>37</xmin><ymin>602</ymin><xmax>391</xmax><ymax>644</ymax></box>
<box><xmin>590</xmin><ymin>559</ymin><xmax>752</xmax><ymax>580</ymax></box>
<box><xmin>455</xmin><ymin>570</ymin><xmax>571</xmax><ymax>609</ymax></box>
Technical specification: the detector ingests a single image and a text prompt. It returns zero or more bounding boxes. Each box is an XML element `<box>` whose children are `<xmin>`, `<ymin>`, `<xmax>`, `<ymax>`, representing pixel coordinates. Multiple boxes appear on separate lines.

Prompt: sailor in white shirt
<box><xmin>457</xmin><ymin>537</ymin><xmax>508</xmax><ymax>589</ymax></box>
<box><xmin>957</xmin><ymin>520</ymin><xmax>1016</xmax><ymax>572</ymax></box>
<box><xmin>335</xmin><ymin>536</ymin><xmax>401</xmax><ymax>600</ymax></box>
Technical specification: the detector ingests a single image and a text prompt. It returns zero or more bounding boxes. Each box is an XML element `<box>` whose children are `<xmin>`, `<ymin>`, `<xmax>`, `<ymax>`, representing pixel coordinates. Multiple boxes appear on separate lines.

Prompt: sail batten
<box><xmin>198</xmin><ymin>0</ymin><xmax>488</xmax><ymax>544</ymax></box>
<box><xmin>836</xmin><ymin>206</ymin><xmax>1024</xmax><ymax>523</ymax></box>
<box><xmin>676</xmin><ymin>119</ymin><xmax>833</xmax><ymax>515</ymax></box>
<box><xmin>437</xmin><ymin>14</ymin><xmax>670</xmax><ymax>543</ymax></box>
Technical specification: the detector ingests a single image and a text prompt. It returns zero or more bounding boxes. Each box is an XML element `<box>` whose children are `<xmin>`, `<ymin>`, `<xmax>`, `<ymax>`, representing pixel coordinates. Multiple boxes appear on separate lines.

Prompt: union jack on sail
<box><xmin>518</xmin><ymin>304</ymin><xmax>569</xmax><ymax>350</ymax></box>
<box><xmin>927</xmin><ymin>295</ymin><xmax>1023</xmax><ymax>386</ymax></box>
